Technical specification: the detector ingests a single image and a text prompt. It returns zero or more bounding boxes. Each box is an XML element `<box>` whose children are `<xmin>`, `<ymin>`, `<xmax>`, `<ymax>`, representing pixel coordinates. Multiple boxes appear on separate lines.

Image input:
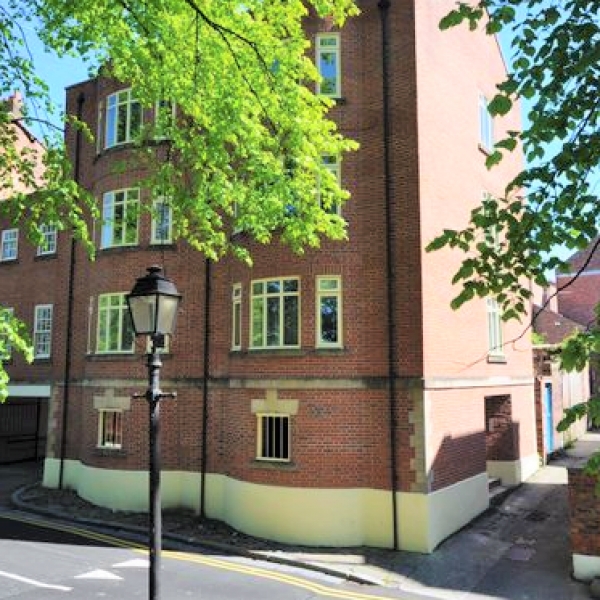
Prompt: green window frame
<box><xmin>250</xmin><ymin>277</ymin><xmax>300</xmax><ymax>349</ymax></box>
<box><xmin>101</xmin><ymin>189</ymin><xmax>140</xmax><ymax>248</ymax></box>
<box><xmin>36</xmin><ymin>224</ymin><xmax>58</xmax><ymax>256</ymax></box>
<box><xmin>151</xmin><ymin>197</ymin><xmax>173</xmax><ymax>244</ymax></box>
<box><xmin>97</xmin><ymin>293</ymin><xmax>134</xmax><ymax>354</ymax></box>
<box><xmin>316</xmin><ymin>33</ymin><xmax>341</xmax><ymax>98</ymax></box>
<box><xmin>33</xmin><ymin>304</ymin><xmax>53</xmax><ymax>359</ymax></box>
<box><xmin>105</xmin><ymin>88</ymin><xmax>142</xmax><ymax>148</ymax></box>
<box><xmin>232</xmin><ymin>284</ymin><xmax>242</xmax><ymax>350</ymax></box>
<box><xmin>1</xmin><ymin>229</ymin><xmax>18</xmax><ymax>261</ymax></box>
<box><xmin>316</xmin><ymin>276</ymin><xmax>342</xmax><ymax>348</ymax></box>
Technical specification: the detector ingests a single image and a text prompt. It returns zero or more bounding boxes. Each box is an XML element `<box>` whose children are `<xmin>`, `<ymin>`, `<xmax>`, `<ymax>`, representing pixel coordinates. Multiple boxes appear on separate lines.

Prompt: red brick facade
<box><xmin>2</xmin><ymin>1</ymin><xmax>537</xmax><ymax>550</ymax></box>
<box><xmin>569</xmin><ymin>468</ymin><xmax>600</xmax><ymax>559</ymax></box>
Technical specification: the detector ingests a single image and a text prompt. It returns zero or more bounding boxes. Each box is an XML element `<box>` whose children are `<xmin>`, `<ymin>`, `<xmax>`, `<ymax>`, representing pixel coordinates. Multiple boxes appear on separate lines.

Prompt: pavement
<box><xmin>3</xmin><ymin>436</ymin><xmax>600</xmax><ymax>599</ymax></box>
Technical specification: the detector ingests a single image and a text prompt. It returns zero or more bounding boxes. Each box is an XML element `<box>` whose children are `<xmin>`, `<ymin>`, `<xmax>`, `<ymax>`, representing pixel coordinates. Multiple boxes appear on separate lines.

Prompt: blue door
<box><xmin>544</xmin><ymin>383</ymin><xmax>554</xmax><ymax>454</ymax></box>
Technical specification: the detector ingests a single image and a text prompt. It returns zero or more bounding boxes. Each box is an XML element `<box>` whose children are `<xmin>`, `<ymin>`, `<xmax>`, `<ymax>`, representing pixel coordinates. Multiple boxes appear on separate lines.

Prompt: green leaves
<box><xmin>0</xmin><ymin>0</ymin><xmax>359</xmax><ymax>398</ymax></box>
<box><xmin>488</xmin><ymin>94</ymin><xmax>512</xmax><ymax>116</ymax></box>
<box><xmin>434</xmin><ymin>0</ymin><xmax>600</xmax><ymax>475</ymax></box>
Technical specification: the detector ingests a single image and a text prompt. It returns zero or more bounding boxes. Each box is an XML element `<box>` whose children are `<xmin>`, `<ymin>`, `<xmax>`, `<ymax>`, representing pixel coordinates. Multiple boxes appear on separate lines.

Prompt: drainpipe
<box><xmin>199</xmin><ymin>258</ymin><xmax>211</xmax><ymax>517</ymax></box>
<box><xmin>58</xmin><ymin>91</ymin><xmax>84</xmax><ymax>489</ymax></box>
<box><xmin>378</xmin><ymin>0</ymin><xmax>400</xmax><ymax>551</ymax></box>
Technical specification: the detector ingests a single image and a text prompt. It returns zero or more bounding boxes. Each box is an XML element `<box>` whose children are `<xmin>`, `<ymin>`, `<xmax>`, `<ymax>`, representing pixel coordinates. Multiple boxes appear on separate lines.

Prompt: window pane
<box><xmin>284</xmin><ymin>296</ymin><xmax>298</xmax><ymax>346</ymax></box>
<box><xmin>233</xmin><ymin>303</ymin><xmax>241</xmax><ymax>347</ymax></box>
<box><xmin>320</xmin><ymin>296</ymin><xmax>338</xmax><ymax>343</ymax></box>
<box><xmin>129</xmin><ymin>101</ymin><xmax>141</xmax><ymax>140</ymax></box>
<box><xmin>106</xmin><ymin>100</ymin><xmax>116</xmax><ymax>147</ymax></box>
<box><xmin>122</xmin><ymin>310</ymin><xmax>134</xmax><ymax>351</ymax></box>
<box><xmin>266</xmin><ymin>280</ymin><xmax>280</xmax><ymax>294</ymax></box>
<box><xmin>117</xmin><ymin>102</ymin><xmax>128</xmax><ymax>144</ymax></box>
<box><xmin>262</xmin><ymin>417</ymin><xmax>270</xmax><ymax>458</ymax></box>
<box><xmin>252</xmin><ymin>298</ymin><xmax>264</xmax><ymax>346</ymax></box>
<box><xmin>319</xmin><ymin>51</ymin><xmax>338</xmax><ymax>95</ymax></box>
<box><xmin>280</xmin><ymin>417</ymin><xmax>289</xmax><ymax>460</ymax></box>
<box><xmin>266</xmin><ymin>297</ymin><xmax>280</xmax><ymax>346</ymax></box>
<box><xmin>125</xmin><ymin>203</ymin><xmax>138</xmax><ymax>244</ymax></box>
<box><xmin>319</xmin><ymin>278</ymin><xmax>338</xmax><ymax>291</ymax></box>
<box><xmin>283</xmin><ymin>279</ymin><xmax>298</xmax><ymax>292</ymax></box>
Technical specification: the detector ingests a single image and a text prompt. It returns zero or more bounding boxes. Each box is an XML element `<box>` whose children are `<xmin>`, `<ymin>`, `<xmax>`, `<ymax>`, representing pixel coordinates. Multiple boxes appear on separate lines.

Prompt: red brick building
<box><xmin>4</xmin><ymin>1</ymin><xmax>537</xmax><ymax>552</ymax></box>
<box><xmin>0</xmin><ymin>93</ymin><xmax>53</xmax><ymax>463</ymax></box>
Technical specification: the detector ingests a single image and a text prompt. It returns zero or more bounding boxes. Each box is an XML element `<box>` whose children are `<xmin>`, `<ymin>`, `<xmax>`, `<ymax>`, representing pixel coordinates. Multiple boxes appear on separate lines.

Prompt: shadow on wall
<box><xmin>426</xmin><ymin>397</ymin><xmax>521</xmax><ymax>492</ymax></box>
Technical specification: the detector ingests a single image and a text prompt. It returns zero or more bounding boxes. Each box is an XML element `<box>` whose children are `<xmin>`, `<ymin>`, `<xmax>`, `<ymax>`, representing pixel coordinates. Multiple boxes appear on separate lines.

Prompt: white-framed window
<box><xmin>105</xmin><ymin>88</ymin><xmax>142</xmax><ymax>148</ymax></box>
<box><xmin>316</xmin><ymin>33</ymin><xmax>341</xmax><ymax>97</ymax></box>
<box><xmin>96</xmin><ymin>99</ymin><xmax>104</xmax><ymax>153</ymax></box>
<box><xmin>316</xmin><ymin>276</ymin><xmax>342</xmax><ymax>348</ymax></box>
<box><xmin>145</xmin><ymin>334</ymin><xmax>170</xmax><ymax>354</ymax></box>
<box><xmin>151</xmin><ymin>197</ymin><xmax>173</xmax><ymax>244</ymax></box>
<box><xmin>319</xmin><ymin>155</ymin><xmax>341</xmax><ymax>215</ymax></box>
<box><xmin>479</xmin><ymin>93</ymin><xmax>494</xmax><ymax>152</ymax></box>
<box><xmin>1</xmin><ymin>229</ymin><xmax>18</xmax><ymax>261</ymax></box>
<box><xmin>0</xmin><ymin>307</ymin><xmax>14</xmax><ymax>360</ymax></box>
<box><xmin>251</xmin><ymin>277</ymin><xmax>300</xmax><ymax>348</ymax></box>
<box><xmin>232</xmin><ymin>284</ymin><xmax>242</xmax><ymax>350</ymax></box>
<box><xmin>33</xmin><ymin>304</ymin><xmax>53</xmax><ymax>359</ymax></box>
<box><xmin>155</xmin><ymin>100</ymin><xmax>176</xmax><ymax>139</ymax></box>
<box><xmin>256</xmin><ymin>414</ymin><xmax>290</xmax><ymax>462</ymax></box>
<box><xmin>101</xmin><ymin>189</ymin><xmax>140</xmax><ymax>248</ymax></box>
<box><xmin>97</xmin><ymin>293</ymin><xmax>134</xmax><ymax>354</ymax></box>
<box><xmin>36</xmin><ymin>224</ymin><xmax>58</xmax><ymax>256</ymax></box>
<box><xmin>98</xmin><ymin>409</ymin><xmax>123</xmax><ymax>449</ymax></box>
<box><xmin>486</xmin><ymin>297</ymin><xmax>504</xmax><ymax>358</ymax></box>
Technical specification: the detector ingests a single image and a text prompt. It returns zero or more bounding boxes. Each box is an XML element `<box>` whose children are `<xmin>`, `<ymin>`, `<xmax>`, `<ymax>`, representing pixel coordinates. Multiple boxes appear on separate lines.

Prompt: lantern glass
<box><xmin>126</xmin><ymin>266</ymin><xmax>181</xmax><ymax>338</ymax></box>
<box><xmin>156</xmin><ymin>294</ymin><xmax>179</xmax><ymax>335</ymax></box>
<box><xmin>128</xmin><ymin>294</ymin><xmax>158</xmax><ymax>336</ymax></box>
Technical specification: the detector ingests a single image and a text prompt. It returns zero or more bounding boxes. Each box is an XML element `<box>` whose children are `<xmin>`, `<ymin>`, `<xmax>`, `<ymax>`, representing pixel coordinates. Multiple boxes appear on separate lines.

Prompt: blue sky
<box><xmin>23</xmin><ymin>28</ymin><xmax>90</xmax><ymax>140</ymax></box>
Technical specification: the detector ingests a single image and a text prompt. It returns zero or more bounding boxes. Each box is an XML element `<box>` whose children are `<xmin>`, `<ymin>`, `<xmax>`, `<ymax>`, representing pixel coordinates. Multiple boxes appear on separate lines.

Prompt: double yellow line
<box><xmin>2</xmin><ymin>512</ymin><xmax>397</xmax><ymax>600</ymax></box>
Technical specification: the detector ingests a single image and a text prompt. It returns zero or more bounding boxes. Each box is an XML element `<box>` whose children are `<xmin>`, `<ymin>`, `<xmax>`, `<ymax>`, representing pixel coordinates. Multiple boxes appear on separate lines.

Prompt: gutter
<box><xmin>199</xmin><ymin>258</ymin><xmax>211</xmax><ymax>517</ymax></box>
<box><xmin>378</xmin><ymin>0</ymin><xmax>399</xmax><ymax>551</ymax></box>
<box><xmin>58</xmin><ymin>92</ymin><xmax>85</xmax><ymax>488</ymax></box>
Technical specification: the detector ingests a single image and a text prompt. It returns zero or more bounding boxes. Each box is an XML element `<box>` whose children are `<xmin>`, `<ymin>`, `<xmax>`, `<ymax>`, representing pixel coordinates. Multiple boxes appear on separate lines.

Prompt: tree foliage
<box><xmin>428</xmin><ymin>1</ymin><xmax>600</xmax><ymax>377</ymax></box>
<box><xmin>0</xmin><ymin>0</ymin><xmax>359</xmax><ymax>398</ymax></box>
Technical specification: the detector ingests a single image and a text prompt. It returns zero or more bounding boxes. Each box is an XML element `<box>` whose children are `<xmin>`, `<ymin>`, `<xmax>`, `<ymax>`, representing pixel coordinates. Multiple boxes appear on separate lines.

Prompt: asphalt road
<box><xmin>0</xmin><ymin>512</ymin><xmax>401</xmax><ymax>600</ymax></box>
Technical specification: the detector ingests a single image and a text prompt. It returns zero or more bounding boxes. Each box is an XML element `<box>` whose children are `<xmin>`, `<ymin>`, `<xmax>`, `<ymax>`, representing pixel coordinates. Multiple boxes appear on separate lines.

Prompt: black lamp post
<box><xmin>126</xmin><ymin>266</ymin><xmax>181</xmax><ymax>600</ymax></box>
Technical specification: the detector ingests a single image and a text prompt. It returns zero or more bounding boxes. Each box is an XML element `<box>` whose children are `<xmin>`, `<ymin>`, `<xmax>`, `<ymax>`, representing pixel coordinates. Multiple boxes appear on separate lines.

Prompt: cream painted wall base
<box><xmin>204</xmin><ymin>473</ymin><xmax>395</xmax><ymax>548</ymax></box>
<box><xmin>43</xmin><ymin>459</ymin><xmax>490</xmax><ymax>552</ymax></box>
<box><xmin>487</xmin><ymin>453</ymin><xmax>539</xmax><ymax>486</ymax></box>
<box><xmin>573</xmin><ymin>554</ymin><xmax>600</xmax><ymax>582</ymax></box>
<box><xmin>397</xmin><ymin>472</ymin><xmax>489</xmax><ymax>553</ymax></box>
<box><xmin>43</xmin><ymin>458</ymin><xmax>201</xmax><ymax>512</ymax></box>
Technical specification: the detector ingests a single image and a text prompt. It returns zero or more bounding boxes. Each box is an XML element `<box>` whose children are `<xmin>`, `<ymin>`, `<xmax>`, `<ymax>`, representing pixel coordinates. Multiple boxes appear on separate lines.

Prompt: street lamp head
<box><xmin>126</xmin><ymin>266</ymin><xmax>182</xmax><ymax>338</ymax></box>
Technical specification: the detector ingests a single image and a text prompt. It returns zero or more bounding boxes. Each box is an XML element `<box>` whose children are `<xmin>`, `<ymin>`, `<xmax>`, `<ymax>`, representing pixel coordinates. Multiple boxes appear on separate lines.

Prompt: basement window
<box><xmin>257</xmin><ymin>414</ymin><xmax>290</xmax><ymax>462</ymax></box>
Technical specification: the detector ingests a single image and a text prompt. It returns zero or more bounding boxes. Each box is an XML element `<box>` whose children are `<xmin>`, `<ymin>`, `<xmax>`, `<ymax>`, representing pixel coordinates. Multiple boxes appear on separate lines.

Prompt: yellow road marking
<box><xmin>166</xmin><ymin>549</ymin><xmax>396</xmax><ymax>600</ymax></box>
<box><xmin>1</xmin><ymin>512</ymin><xmax>399</xmax><ymax>600</ymax></box>
<box><xmin>1</xmin><ymin>512</ymin><xmax>145</xmax><ymax>550</ymax></box>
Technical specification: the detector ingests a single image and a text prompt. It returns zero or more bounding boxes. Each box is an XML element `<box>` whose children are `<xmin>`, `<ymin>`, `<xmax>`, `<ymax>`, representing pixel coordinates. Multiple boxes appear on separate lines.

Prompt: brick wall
<box><xmin>5</xmin><ymin>1</ymin><xmax>536</xmax><ymax>511</ymax></box>
<box><xmin>569</xmin><ymin>467</ymin><xmax>600</xmax><ymax>557</ymax></box>
<box><xmin>485</xmin><ymin>395</ymin><xmax>518</xmax><ymax>461</ymax></box>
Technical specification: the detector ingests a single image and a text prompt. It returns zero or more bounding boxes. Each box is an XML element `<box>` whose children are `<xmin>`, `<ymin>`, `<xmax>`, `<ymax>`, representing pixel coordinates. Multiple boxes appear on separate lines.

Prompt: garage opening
<box><xmin>0</xmin><ymin>397</ymin><xmax>48</xmax><ymax>464</ymax></box>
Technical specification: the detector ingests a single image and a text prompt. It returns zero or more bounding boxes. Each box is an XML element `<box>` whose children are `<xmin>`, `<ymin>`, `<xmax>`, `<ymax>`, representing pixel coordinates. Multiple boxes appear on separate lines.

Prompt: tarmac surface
<box><xmin>3</xmin><ymin>435</ymin><xmax>600</xmax><ymax>599</ymax></box>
